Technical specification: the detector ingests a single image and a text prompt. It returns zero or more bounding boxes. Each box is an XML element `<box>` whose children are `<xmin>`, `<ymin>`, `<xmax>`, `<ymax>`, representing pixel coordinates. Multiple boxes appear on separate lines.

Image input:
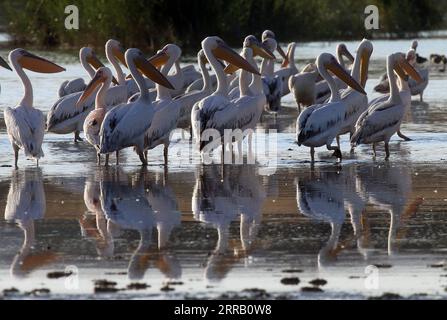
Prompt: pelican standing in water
<box><xmin>370</xmin><ymin>49</ymin><xmax>415</xmax><ymax>141</ymax></box>
<box><xmin>296</xmin><ymin>53</ymin><xmax>366</xmax><ymax>162</ymax></box>
<box><xmin>338</xmin><ymin>39</ymin><xmax>373</xmax><ymax>150</ymax></box>
<box><xmin>175</xmin><ymin>50</ymin><xmax>213</xmax><ymax>139</ymax></box>
<box><xmin>260</xmin><ymin>30</ymin><xmax>288</xmax><ymax>112</ymax></box>
<box><xmin>4</xmin><ymin>49</ymin><xmax>65</xmax><ymax>168</ymax></box>
<box><xmin>191</xmin><ymin>37</ymin><xmax>260</xmax><ymax>155</ymax></box>
<box><xmin>47</xmin><ymin>44</ymin><xmax>126</xmax><ymax>142</ymax></box>
<box><xmin>142</xmin><ymin>44</ymin><xmax>183</xmax><ymax>165</ymax></box>
<box><xmin>77</xmin><ymin>67</ymin><xmax>118</xmax><ymax>165</ymax></box>
<box><xmin>99</xmin><ymin>48</ymin><xmax>173</xmax><ymax>165</ymax></box>
<box><xmin>351</xmin><ymin>53</ymin><xmax>423</xmax><ymax>159</ymax></box>
<box><xmin>274</xmin><ymin>42</ymin><xmax>298</xmax><ymax>97</ymax></box>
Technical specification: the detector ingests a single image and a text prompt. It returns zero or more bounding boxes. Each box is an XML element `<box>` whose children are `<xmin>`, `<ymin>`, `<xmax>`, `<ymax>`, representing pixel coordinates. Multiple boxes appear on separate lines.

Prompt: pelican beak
<box><xmin>223</xmin><ymin>63</ymin><xmax>239</xmax><ymax>75</ymax></box>
<box><xmin>126</xmin><ymin>74</ymin><xmax>133</xmax><ymax>80</ymax></box>
<box><xmin>327</xmin><ymin>59</ymin><xmax>366</xmax><ymax>95</ymax></box>
<box><xmin>251</xmin><ymin>41</ymin><xmax>276</xmax><ymax>60</ymax></box>
<box><xmin>399</xmin><ymin>57</ymin><xmax>423</xmax><ymax>83</ymax></box>
<box><xmin>87</xmin><ymin>52</ymin><xmax>105</xmax><ymax>70</ymax></box>
<box><xmin>342</xmin><ymin>46</ymin><xmax>355</xmax><ymax>64</ymax></box>
<box><xmin>276</xmin><ymin>44</ymin><xmax>288</xmax><ymax>61</ymax></box>
<box><xmin>281</xmin><ymin>45</ymin><xmax>292</xmax><ymax>68</ymax></box>
<box><xmin>136</xmin><ymin>55</ymin><xmax>174</xmax><ymax>89</ymax></box>
<box><xmin>213</xmin><ymin>41</ymin><xmax>260</xmax><ymax>75</ymax></box>
<box><xmin>148</xmin><ymin>51</ymin><xmax>169</xmax><ymax>68</ymax></box>
<box><xmin>19</xmin><ymin>51</ymin><xmax>65</xmax><ymax>73</ymax></box>
<box><xmin>0</xmin><ymin>56</ymin><xmax>12</xmax><ymax>71</ymax></box>
<box><xmin>113</xmin><ymin>44</ymin><xmax>127</xmax><ymax>67</ymax></box>
<box><xmin>76</xmin><ymin>72</ymin><xmax>103</xmax><ymax>107</ymax></box>
<box><xmin>360</xmin><ymin>51</ymin><xmax>371</xmax><ymax>88</ymax></box>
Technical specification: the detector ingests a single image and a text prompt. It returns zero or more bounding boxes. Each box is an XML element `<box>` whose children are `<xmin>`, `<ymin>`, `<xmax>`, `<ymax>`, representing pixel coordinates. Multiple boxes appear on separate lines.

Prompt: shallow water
<box><xmin>0</xmin><ymin>40</ymin><xmax>447</xmax><ymax>299</ymax></box>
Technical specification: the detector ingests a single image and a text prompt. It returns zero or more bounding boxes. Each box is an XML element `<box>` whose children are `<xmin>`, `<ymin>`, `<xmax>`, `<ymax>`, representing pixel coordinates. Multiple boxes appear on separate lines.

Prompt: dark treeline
<box><xmin>2</xmin><ymin>0</ymin><xmax>446</xmax><ymax>52</ymax></box>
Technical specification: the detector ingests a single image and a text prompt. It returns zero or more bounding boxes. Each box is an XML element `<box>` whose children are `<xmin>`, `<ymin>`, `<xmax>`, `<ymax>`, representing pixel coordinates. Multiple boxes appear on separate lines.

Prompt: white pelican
<box><xmin>99</xmin><ymin>48</ymin><xmax>173</xmax><ymax>165</ymax></box>
<box><xmin>4</xmin><ymin>49</ymin><xmax>65</xmax><ymax>168</ymax></box>
<box><xmin>227</xmin><ymin>35</ymin><xmax>276</xmax><ymax>100</ymax></box>
<box><xmin>77</xmin><ymin>67</ymin><xmax>118</xmax><ymax>166</ymax></box>
<box><xmin>274</xmin><ymin>42</ymin><xmax>298</xmax><ymax>97</ymax></box>
<box><xmin>337</xmin><ymin>39</ymin><xmax>373</xmax><ymax>150</ymax></box>
<box><xmin>375</xmin><ymin>42</ymin><xmax>429</xmax><ymax>101</ymax></box>
<box><xmin>260</xmin><ymin>32</ymin><xmax>288</xmax><ymax>112</ymax></box>
<box><xmin>141</xmin><ymin>44</ymin><xmax>183</xmax><ymax>165</ymax></box>
<box><xmin>57</xmin><ymin>47</ymin><xmax>108</xmax><ymax>98</ymax></box>
<box><xmin>191</xmin><ymin>36</ymin><xmax>260</xmax><ymax>153</ymax></box>
<box><xmin>47</xmin><ymin>45</ymin><xmax>126</xmax><ymax>142</ymax></box>
<box><xmin>411</xmin><ymin>40</ymin><xmax>428</xmax><ymax>64</ymax></box>
<box><xmin>369</xmin><ymin>50</ymin><xmax>414</xmax><ymax>141</ymax></box>
<box><xmin>296</xmin><ymin>53</ymin><xmax>366</xmax><ymax>162</ymax></box>
<box><xmin>351</xmin><ymin>53</ymin><xmax>422</xmax><ymax>159</ymax></box>
<box><xmin>175</xmin><ymin>49</ymin><xmax>213</xmax><ymax>138</ymax></box>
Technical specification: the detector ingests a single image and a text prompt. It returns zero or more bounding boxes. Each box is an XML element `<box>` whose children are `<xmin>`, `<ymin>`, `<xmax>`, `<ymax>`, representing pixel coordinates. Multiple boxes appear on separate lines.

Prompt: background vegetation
<box><xmin>1</xmin><ymin>0</ymin><xmax>446</xmax><ymax>52</ymax></box>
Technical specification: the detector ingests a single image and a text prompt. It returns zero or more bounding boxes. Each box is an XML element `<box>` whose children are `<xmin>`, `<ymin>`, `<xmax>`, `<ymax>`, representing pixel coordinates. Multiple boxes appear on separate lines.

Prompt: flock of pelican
<box><xmin>1</xmin><ymin>30</ymin><xmax>430</xmax><ymax>169</ymax></box>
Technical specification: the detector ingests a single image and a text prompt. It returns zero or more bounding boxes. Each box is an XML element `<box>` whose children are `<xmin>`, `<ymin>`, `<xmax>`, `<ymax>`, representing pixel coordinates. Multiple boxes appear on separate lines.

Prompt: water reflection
<box><xmin>4</xmin><ymin>169</ymin><xmax>56</xmax><ymax>278</ymax></box>
<box><xmin>296</xmin><ymin>164</ymin><xmax>421</xmax><ymax>269</ymax></box>
<box><xmin>192</xmin><ymin>165</ymin><xmax>266</xmax><ymax>282</ymax></box>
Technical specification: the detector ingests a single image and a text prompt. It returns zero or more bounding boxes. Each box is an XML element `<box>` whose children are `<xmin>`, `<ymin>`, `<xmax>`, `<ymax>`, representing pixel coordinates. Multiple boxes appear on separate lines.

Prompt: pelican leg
<box><xmin>138</xmin><ymin>151</ymin><xmax>148</xmax><ymax>166</ymax></box>
<box><xmin>336</xmin><ymin>136</ymin><xmax>341</xmax><ymax>149</ymax></box>
<box><xmin>385</xmin><ymin>142</ymin><xmax>390</xmax><ymax>160</ymax></box>
<box><xmin>97</xmin><ymin>153</ymin><xmax>101</xmax><ymax>165</ymax></box>
<box><xmin>163</xmin><ymin>143</ymin><xmax>169</xmax><ymax>166</ymax></box>
<box><xmin>327</xmin><ymin>144</ymin><xmax>342</xmax><ymax>162</ymax></box>
<box><xmin>13</xmin><ymin>144</ymin><xmax>19</xmax><ymax>169</ymax></box>
<box><xmin>74</xmin><ymin>130</ymin><xmax>83</xmax><ymax>143</ymax></box>
<box><xmin>189</xmin><ymin>126</ymin><xmax>193</xmax><ymax>141</ymax></box>
<box><xmin>248</xmin><ymin>132</ymin><xmax>253</xmax><ymax>154</ymax></box>
<box><xmin>349</xmin><ymin>132</ymin><xmax>355</xmax><ymax>153</ymax></box>
<box><xmin>36</xmin><ymin>159</ymin><xmax>39</xmax><ymax>167</ymax></box>
<box><xmin>116</xmin><ymin>151</ymin><xmax>119</xmax><ymax>165</ymax></box>
<box><xmin>397</xmin><ymin>130</ymin><xmax>412</xmax><ymax>141</ymax></box>
<box><xmin>105</xmin><ymin>154</ymin><xmax>110</xmax><ymax>167</ymax></box>
<box><xmin>420</xmin><ymin>93</ymin><xmax>423</xmax><ymax>102</ymax></box>
<box><xmin>310</xmin><ymin>147</ymin><xmax>315</xmax><ymax>163</ymax></box>
<box><xmin>372</xmin><ymin>143</ymin><xmax>377</xmax><ymax>157</ymax></box>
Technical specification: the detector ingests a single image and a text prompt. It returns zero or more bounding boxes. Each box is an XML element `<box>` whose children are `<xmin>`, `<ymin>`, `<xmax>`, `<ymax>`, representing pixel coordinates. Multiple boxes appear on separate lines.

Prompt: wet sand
<box><xmin>1</xmin><ymin>43</ymin><xmax>447</xmax><ymax>299</ymax></box>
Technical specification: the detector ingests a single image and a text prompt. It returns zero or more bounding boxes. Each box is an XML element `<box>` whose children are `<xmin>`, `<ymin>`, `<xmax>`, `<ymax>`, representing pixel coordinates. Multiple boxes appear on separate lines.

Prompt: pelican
<box><xmin>411</xmin><ymin>40</ymin><xmax>428</xmax><ymax>64</ymax></box>
<box><xmin>57</xmin><ymin>47</ymin><xmax>106</xmax><ymax>98</ymax></box>
<box><xmin>142</xmin><ymin>44</ymin><xmax>183</xmax><ymax>165</ymax></box>
<box><xmin>4</xmin><ymin>49</ymin><xmax>65</xmax><ymax>168</ymax></box>
<box><xmin>290</xmin><ymin>44</ymin><xmax>354</xmax><ymax>111</ymax></box>
<box><xmin>190</xmin><ymin>36</ymin><xmax>260</xmax><ymax>154</ymax></box>
<box><xmin>175</xmin><ymin>49</ymin><xmax>213</xmax><ymax>138</ymax></box>
<box><xmin>77</xmin><ymin>67</ymin><xmax>118</xmax><ymax>166</ymax></box>
<box><xmin>274</xmin><ymin>42</ymin><xmax>298</xmax><ymax>97</ymax></box>
<box><xmin>430</xmin><ymin>54</ymin><xmax>447</xmax><ymax>72</ymax></box>
<box><xmin>227</xmin><ymin>35</ymin><xmax>276</xmax><ymax>100</ymax></box>
<box><xmin>99</xmin><ymin>48</ymin><xmax>173</xmax><ymax>165</ymax></box>
<box><xmin>337</xmin><ymin>39</ymin><xmax>373</xmax><ymax>150</ymax></box>
<box><xmin>351</xmin><ymin>53</ymin><xmax>423</xmax><ymax>159</ymax></box>
<box><xmin>47</xmin><ymin>44</ymin><xmax>127</xmax><ymax>142</ymax></box>
<box><xmin>374</xmin><ymin>42</ymin><xmax>429</xmax><ymax>101</ymax></box>
<box><xmin>260</xmin><ymin>30</ymin><xmax>288</xmax><ymax>112</ymax></box>
<box><xmin>369</xmin><ymin>49</ymin><xmax>414</xmax><ymax>141</ymax></box>
<box><xmin>296</xmin><ymin>53</ymin><xmax>366</xmax><ymax>162</ymax></box>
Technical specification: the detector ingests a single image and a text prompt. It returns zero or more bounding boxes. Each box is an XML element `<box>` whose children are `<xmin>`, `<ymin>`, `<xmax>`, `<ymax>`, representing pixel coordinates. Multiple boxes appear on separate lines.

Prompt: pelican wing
<box><xmin>58</xmin><ymin>78</ymin><xmax>87</xmax><ymax>97</ymax></box>
<box><xmin>145</xmin><ymin>101</ymin><xmax>180</xmax><ymax>150</ymax></box>
<box><xmin>4</xmin><ymin>106</ymin><xmax>45</xmax><ymax>158</ymax></box>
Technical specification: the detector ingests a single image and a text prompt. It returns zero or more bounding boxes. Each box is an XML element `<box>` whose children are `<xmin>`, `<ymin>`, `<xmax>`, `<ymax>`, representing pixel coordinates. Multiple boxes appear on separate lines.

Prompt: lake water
<box><xmin>0</xmin><ymin>39</ymin><xmax>446</xmax><ymax>299</ymax></box>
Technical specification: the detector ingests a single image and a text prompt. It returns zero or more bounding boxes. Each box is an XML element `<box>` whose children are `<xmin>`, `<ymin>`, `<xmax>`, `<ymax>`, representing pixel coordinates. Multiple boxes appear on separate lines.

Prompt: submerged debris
<box><xmin>301</xmin><ymin>286</ymin><xmax>324</xmax><ymax>293</ymax></box>
<box><xmin>47</xmin><ymin>271</ymin><xmax>73</xmax><ymax>279</ymax></box>
<box><xmin>160</xmin><ymin>285</ymin><xmax>175</xmax><ymax>292</ymax></box>
<box><xmin>94</xmin><ymin>279</ymin><xmax>121</xmax><ymax>294</ymax></box>
<box><xmin>281</xmin><ymin>277</ymin><xmax>300</xmax><ymax>285</ymax></box>
<box><xmin>127</xmin><ymin>283</ymin><xmax>150</xmax><ymax>290</ymax></box>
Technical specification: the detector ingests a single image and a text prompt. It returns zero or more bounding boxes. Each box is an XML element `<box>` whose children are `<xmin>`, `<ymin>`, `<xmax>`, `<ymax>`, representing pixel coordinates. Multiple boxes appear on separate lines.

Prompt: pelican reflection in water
<box><xmin>4</xmin><ymin>169</ymin><xmax>57</xmax><ymax>278</ymax></box>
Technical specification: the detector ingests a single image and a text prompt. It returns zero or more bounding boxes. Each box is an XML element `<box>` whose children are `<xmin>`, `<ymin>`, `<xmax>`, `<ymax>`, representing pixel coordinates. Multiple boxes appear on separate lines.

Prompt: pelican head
<box><xmin>393</xmin><ymin>52</ymin><xmax>423</xmax><ymax>84</ymax></box>
<box><xmin>148</xmin><ymin>43</ymin><xmax>182</xmax><ymax>68</ymax></box>
<box><xmin>357</xmin><ymin>39</ymin><xmax>374</xmax><ymax>87</ymax></box>
<box><xmin>9</xmin><ymin>49</ymin><xmax>65</xmax><ymax>73</ymax></box>
<box><xmin>80</xmin><ymin>47</ymin><xmax>105</xmax><ymax>70</ymax></box>
<box><xmin>406</xmin><ymin>49</ymin><xmax>417</xmax><ymax>66</ymax></box>
<box><xmin>262</xmin><ymin>30</ymin><xmax>275</xmax><ymax>41</ymax></box>
<box><xmin>76</xmin><ymin>67</ymin><xmax>113</xmax><ymax>107</ymax></box>
<box><xmin>411</xmin><ymin>40</ymin><xmax>418</xmax><ymax>50</ymax></box>
<box><xmin>317</xmin><ymin>53</ymin><xmax>366</xmax><ymax>95</ymax></box>
<box><xmin>0</xmin><ymin>55</ymin><xmax>12</xmax><ymax>71</ymax></box>
<box><xmin>106</xmin><ymin>39</ymin><xmax>127</xmax><ymax>66</ymax></box>
<box><xmin>337</xmin><ymin>43</ymin><xmax>355</xmax><ymax>64</ymax></box>
<box><xmin>202</xmin><ymin>36</ymin><xmax>260</xmax><ymax>75</ymax></box>
<box><xmin>244</xmin><ymin>35</ymin><xmax>276</xmax><ymax>59</ymax></box>
<box><xmin>126</xmin><ymin>48</ymin><xmax>174</xmax><ymax>89</ymax></box>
